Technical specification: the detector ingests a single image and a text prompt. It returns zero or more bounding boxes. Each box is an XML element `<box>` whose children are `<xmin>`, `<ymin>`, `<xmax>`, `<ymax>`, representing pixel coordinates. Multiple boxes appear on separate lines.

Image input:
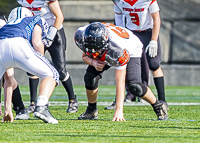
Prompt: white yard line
<box><xmin>2</xmin><ymin>101</ymin><xmax>199</xmax><ymax>106</ymax></box>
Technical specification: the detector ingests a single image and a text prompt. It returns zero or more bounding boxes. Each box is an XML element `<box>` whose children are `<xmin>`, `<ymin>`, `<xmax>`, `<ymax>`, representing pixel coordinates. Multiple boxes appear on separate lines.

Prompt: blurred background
<box><xmin>1</xmin><ymin>0</ymin><xmax>200</xmax><ymax>86</ymax></box>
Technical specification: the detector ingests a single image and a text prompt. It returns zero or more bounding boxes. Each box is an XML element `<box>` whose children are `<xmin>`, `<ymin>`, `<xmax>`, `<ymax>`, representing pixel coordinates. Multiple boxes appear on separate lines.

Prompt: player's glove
<box><xmin>42</xmin><ymin>26</ymin><xmax>57</xmax><ymax>47</ymax></box>
<box><xmin>145</xmin><ymin>40</ymin><xmax>158</xmax><ymax>57</ymax></box>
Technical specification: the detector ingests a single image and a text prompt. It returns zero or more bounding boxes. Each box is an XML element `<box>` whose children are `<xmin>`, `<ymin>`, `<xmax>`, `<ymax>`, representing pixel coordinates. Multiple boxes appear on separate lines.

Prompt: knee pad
<box><xmin>84</xmin><ymin>72</ymin><xmax>101</xmax><ymax>90</ymax></box>
<box><xmin>128</xmin><ymin>83</ymin><xmax>147</xmax><ymax>97</ymax></box>
<box><xmin>148</xmin><ymin>60</ymin><xmax>160</xmax><ymax>71</ymax></box>
<box><xmin>59</xmin><ymin>71</ymin><xmax>68</xmax><ymax>81</ymax></box>
<box><xmin>61</xmin><ymin>72</ymin><xmax>69</xmax><ymax>82</ymax></box>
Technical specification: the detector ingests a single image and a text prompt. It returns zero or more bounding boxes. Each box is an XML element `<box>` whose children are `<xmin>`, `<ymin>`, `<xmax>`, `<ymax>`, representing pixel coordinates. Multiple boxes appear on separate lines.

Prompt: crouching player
<box><xmin>0</xmin><ymin>7</ymin><xmax>59</xmax><ymax>124</ymax></box>
<box><xmin>74</xmin><ymin>22</ymin><xmax>168</xmax><ymax>121</ymax></box>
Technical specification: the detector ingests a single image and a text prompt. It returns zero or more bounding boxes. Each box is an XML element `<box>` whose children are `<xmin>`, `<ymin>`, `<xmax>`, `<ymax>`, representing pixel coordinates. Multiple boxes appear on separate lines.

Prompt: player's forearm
<box><xmin>151</xmin><ymin>12</ymin><xmax>161</xmax><ymax>41</ymax></box>
<box><xmin>115</xmin><ymin>69</ymin><xmax>126</xmax><ymax>110</ymax></box>
<box><xmin>49</xmin><ymin>0</ymin><xmax>64</xmax><ymax>29</ymax></box>
<box><xmin>82</xmin><ymin>53</ymin><xmax>94</xmax><ymax>66</ymax></box>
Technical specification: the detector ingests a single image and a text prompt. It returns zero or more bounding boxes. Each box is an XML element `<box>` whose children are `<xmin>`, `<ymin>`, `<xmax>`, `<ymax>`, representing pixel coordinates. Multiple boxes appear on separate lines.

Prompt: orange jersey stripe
<box><xmin>150</xmin><ymin>0</ymin><xmax>157</xmax><ymax>5</ymax></box>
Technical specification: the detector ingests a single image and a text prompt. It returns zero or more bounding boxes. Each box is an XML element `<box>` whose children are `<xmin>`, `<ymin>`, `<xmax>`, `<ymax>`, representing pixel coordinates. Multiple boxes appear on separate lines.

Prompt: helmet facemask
<box><xmin>83</xmin><ymin>22</ymin><xmax>109</xmax><ymax>59</ymax></box>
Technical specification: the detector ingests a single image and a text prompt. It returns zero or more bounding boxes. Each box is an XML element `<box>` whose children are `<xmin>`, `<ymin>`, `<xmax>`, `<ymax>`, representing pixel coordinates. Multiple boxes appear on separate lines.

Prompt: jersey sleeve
<box><xmin>114</xmin><ymin>4</ymin><xmax>122</xmax><ymax>13</ymax></box>
<box><xmin>149</xmin><ymin>0</ymin><xmax>160</xmax><ymax>14</ymax></box>
<box><xmin>36</xmin><ymin>17</ymin><xmax>49</xmax><ymax>39</ymax></box>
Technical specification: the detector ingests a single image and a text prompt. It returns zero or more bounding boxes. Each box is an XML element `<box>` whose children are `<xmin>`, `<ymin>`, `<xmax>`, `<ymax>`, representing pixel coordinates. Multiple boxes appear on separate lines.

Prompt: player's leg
<box><xmin>146</xmin><ymin>37</ymin><xmax>168</xmax><ymax>110</ymax></box>
<box><xmin>12</xmin><ymin>84</ymin><xmax>30</xmax><ymax>120</ymax></box>
<box><xmin>0</xmin><ymin>79</ymin><xmax>2</xmax><ymax>116</ymax></box>
<box><xmin>47</xmin><ymin>28</ymin><xmax>78</xmax><ymax>113</ymax></box>
<box><xmin>12</xmin><ymin>37</ymin><xmax>59</xmax><ymax>124</ymax></box>
<box><xmin>78</xmin><ymin>65</ymin><xmax>110</xmax><ymax>120</ymax></box>
<box><xmin>126</xmin><ymin>57</ymin><xmax>168</xmax><ymax>120</ymax></box>
<box><xmin>26</xmin><ymin>73</ymin><xmax>39</xmax><ymax>113</ymax></box>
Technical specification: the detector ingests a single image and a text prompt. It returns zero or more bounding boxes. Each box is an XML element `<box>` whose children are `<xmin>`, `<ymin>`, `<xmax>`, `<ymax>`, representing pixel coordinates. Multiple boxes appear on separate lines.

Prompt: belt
<box><xmin>26</xmin><ymin>7</ymin><xmax>41</xmax><ymax>11</ymax></box>
<box><xmin>132</xmin><ymin>28</ymin><xmax>152</xmax><ymax>32</ymax></box>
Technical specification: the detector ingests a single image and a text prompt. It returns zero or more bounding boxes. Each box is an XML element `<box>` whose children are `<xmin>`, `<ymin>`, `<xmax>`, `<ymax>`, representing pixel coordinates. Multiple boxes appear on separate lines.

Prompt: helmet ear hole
<box><xmin>8</xmin><ymin>7</ymin><xmax>33</xmax><ymax>22</ymax></box>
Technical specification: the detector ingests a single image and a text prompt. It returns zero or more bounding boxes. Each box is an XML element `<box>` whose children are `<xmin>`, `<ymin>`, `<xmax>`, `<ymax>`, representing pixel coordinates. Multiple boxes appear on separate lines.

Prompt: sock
<box><xmin>151</xmin><ymin>100</ymin><xmax>160</xmax><ymax>108</ymax></box>
<box><xmin>29</xmin><ymin>78</ymin><xmax>39</xmax><ymax>104</ymax></box>
<box><xmin>154</xmin><ymin>77</ymin><xmax>166</xmax><ymax>101</ymax></box>
<box><xmin>88</xmin><ymin>102</ymin><xmax>97</xmax><ymax>110</ymax></box>
<box><xmin>62</xmin><ymin>76</ymin><xmax>76</xmax><ymax>100</ymax></box>
<box><xmin>36</xmin><ymin>95</ymin><xmax>48</xmax><ymax>106</ymax></box>
<box><xmin>12</xmin><ymin>86</ymin><xmax>25</xmax><ymax>111</ymax></box>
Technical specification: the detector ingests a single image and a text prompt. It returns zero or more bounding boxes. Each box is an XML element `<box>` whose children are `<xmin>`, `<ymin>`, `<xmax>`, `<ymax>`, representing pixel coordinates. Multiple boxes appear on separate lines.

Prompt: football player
<box><xmin>16</xmin><ymin>0</ymin><xmax>78</xmax><ymax>114</ymax></box>
<box><xmin>107</xmin><ymin>0</ymin><xmax>169</xmax><ymax>110</ymax></box>
<box><xmin>74</xmin><ymin>22</ymin><xmax>168</xmax><ymax>121</ymax></box>
<box><xmin>0</xmin><ymin>7</ymin><xmax>59</xmax><ymax>123</ymax></box>
<box><xmin>0</xmin><ymin>19</ymin><xmax>6</xmax><ymax>116</ymax></box>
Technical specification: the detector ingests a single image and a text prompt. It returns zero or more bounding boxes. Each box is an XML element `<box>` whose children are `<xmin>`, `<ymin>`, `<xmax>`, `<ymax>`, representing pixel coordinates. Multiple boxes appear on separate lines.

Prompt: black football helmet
<box><xmin>83</xmin><ymin>22</ymin><xmax>109</xmax><ymax>59</ymax></box>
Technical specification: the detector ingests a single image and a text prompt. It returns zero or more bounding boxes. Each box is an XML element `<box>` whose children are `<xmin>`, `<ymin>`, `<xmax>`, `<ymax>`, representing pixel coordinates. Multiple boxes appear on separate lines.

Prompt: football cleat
<box><xmin>78</xmin><ymin>106</ymin><xmax>98</xmax><ymax>120</ymax></box>
<box><xmin>15</xmin><ymin>108</ymin><xmax>30</xmax><ymax>120</ymax></box>
<box><xmin>124</xmin><ymin>93</ymin><xmax>136</xmax><ymax>103</ymax></box>
<box><xmin>33</xmin><ymin>105</ymin><xmax>58</xmax><ymax>124</ymax></box>
<box><xmin>104</xmin><ymin>101</ymin><xmax>116</xmax><ymax>110</ymax></box>
<box><xmin>153</xmin><ymin>101</ymin><xmax>168</xmax><ymax>120</ymax></box>
<box><xmin>66</xmin><ymin>99</ymin><xmax>79</xmax><ymax>113</ymax></box>
<box><xmin>159</xmin><ymin>100</ymin><xmax>169</xmax><ymax>110</ymax></box>
<box><xmin>27</xmin><ymin>103</ymin><xmax>36</xmax><ymax>114</ymax></box>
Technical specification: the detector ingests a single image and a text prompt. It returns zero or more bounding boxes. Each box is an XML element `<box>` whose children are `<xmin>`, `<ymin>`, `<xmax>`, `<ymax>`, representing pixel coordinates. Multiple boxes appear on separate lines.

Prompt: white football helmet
<box><xmin>0</xmin><ymin>19</ymin><xmax>6</xmax><ymax>28</ymax></box>
<box><xmin>8</xmin><ymin>7</ymin><xmax>33</xmax><ymax>22</ymax></box>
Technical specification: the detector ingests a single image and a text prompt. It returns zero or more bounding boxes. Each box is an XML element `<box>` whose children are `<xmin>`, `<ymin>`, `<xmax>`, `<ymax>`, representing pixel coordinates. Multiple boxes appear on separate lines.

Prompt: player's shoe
<box><xmin>153</xmin><ymin>101</ymin><xmax>168</xmax><ymax>120</ymax></box>
<box><xmin>15</xmin><ymin>108</ymin><xmax>30</xmax><ymax>120</ymax></box>
<box><xmin>66</xmin><ymin>99</ymin><xmax>79</xmax><ymax>113</ymax></box>
<box><xmin>78</xmin><ymin>106</ymin><xmax>98</xmax><ymax>120</ymax></box>
<box><xmin>124</xmin><ymin>94</ymin><xmax>136</xmax><ymax>103</ymax></box>
<box><xmin>104</xmin><ymin>101</ymin><xmax>116</xmax><ymax>110</ymax></box>
<box><xmin>33</xmin><ymin>105</ymin><xmax>58</xmax><ymax>124</ymax></box>
<box><xmin>159</xmin><ymin>100</ymin><xmax>169</xmax><ymax>110</ymax></box>
<box><xmin>27</xmin><ymin>102</ymin><xmax>36</xmax><ymax>114</ymax></box>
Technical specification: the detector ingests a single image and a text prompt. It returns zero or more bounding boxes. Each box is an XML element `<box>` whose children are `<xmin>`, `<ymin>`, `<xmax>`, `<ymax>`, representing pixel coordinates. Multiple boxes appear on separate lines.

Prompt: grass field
<box><xmin>0</xmin><ymin>85</ymin><xmax>200</xmax><ymax>143</ymax></box>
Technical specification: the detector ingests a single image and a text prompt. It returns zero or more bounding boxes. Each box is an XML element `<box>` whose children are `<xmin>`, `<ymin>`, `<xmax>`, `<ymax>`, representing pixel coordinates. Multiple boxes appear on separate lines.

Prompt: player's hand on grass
<box><xmin>112</xmin><ymin>109</ymin><xmax>125</xmax><ymax>121</ymax></box>
<box><xmin>145</xmin><ymin>40</ymin><xmax>158</xmax><ymax>57</ymax></box>
<box><xmin>1</xmin><ymin>110</ymin><xmax>14</xmax><ymax>122</ymax></box>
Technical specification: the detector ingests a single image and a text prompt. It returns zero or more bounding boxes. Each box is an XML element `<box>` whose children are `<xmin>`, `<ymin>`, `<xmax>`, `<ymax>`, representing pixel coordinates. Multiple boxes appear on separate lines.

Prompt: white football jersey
<box><xmin>75</xmin><ymin>23</ymin><xmax>143</xmax><ymax>69</ymax></box>
<box><xmin>104</xmin><ymin>23</ymin><xmax>143</xmax><ymax>58</ymax></box>
<box><xmin>17</xmin><ymin>0</ymin><xmax>62</xmax><ymax>28</ymax></box>
<box><xmin>114</xmin><ymin>0</ymin><xmax>160</xmax><ymax>30</ymax></box>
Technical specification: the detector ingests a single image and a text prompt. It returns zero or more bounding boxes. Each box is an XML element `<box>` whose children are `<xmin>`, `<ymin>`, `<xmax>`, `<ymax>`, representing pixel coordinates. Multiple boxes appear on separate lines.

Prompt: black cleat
<box><xmin>124</xmin><ymin>94</ymin><xmax>136</xmax><ymax>103</ymax></box>
<box><xmin>66</xmin><ymin>99</ymin><xmax>79</xmax><ymax>113</ymax></box>
<box><xmin>104</xmin><ymin>101</ymin><xmax>116</xmax><ymax>110</ymax></box>
<box><xmin>33</xmin><ymin>105</ymin><xmax>58</xmax><ymax>124</ymax></box>
<box><xmin>15</xmin><ymin>108</ymin><xmax>30</xmax><ymax>120</ymax></box>
<box><xmin>78</xmin><ymin>106</ymin><xmax>98</xmax><ymax>120</ymax></box>
<box><xmin>153</xmin><ymin>101</ymin><xmax>168</xmax><ymax>120</ymax></box>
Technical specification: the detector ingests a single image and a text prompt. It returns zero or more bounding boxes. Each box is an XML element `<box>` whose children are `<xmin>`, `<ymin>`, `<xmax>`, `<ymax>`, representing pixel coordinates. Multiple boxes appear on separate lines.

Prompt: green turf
<box><xmin>0</xmin><ymin>85</ymin><xmax>200</xmax><ymax>143</ymax></box>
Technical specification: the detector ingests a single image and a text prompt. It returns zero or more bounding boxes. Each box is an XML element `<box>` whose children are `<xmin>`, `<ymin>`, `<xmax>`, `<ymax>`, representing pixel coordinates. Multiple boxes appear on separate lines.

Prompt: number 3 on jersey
<box><xmin>129</xmin><ymin>13</ymin><xmax>140</xmax><ymax>26</ymax></box>
<box><xmin>103</xmin><ymin>23</ymin><xmax>129</xmax><ymax>39</ymax></box>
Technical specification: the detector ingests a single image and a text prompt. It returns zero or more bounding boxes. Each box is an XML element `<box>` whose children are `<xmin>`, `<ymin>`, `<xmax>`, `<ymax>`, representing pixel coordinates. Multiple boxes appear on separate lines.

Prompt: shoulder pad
<box><xmin>105</xmin><ymin>42</ymin><xmax>124</xmax><ymax>66</ymax></box>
